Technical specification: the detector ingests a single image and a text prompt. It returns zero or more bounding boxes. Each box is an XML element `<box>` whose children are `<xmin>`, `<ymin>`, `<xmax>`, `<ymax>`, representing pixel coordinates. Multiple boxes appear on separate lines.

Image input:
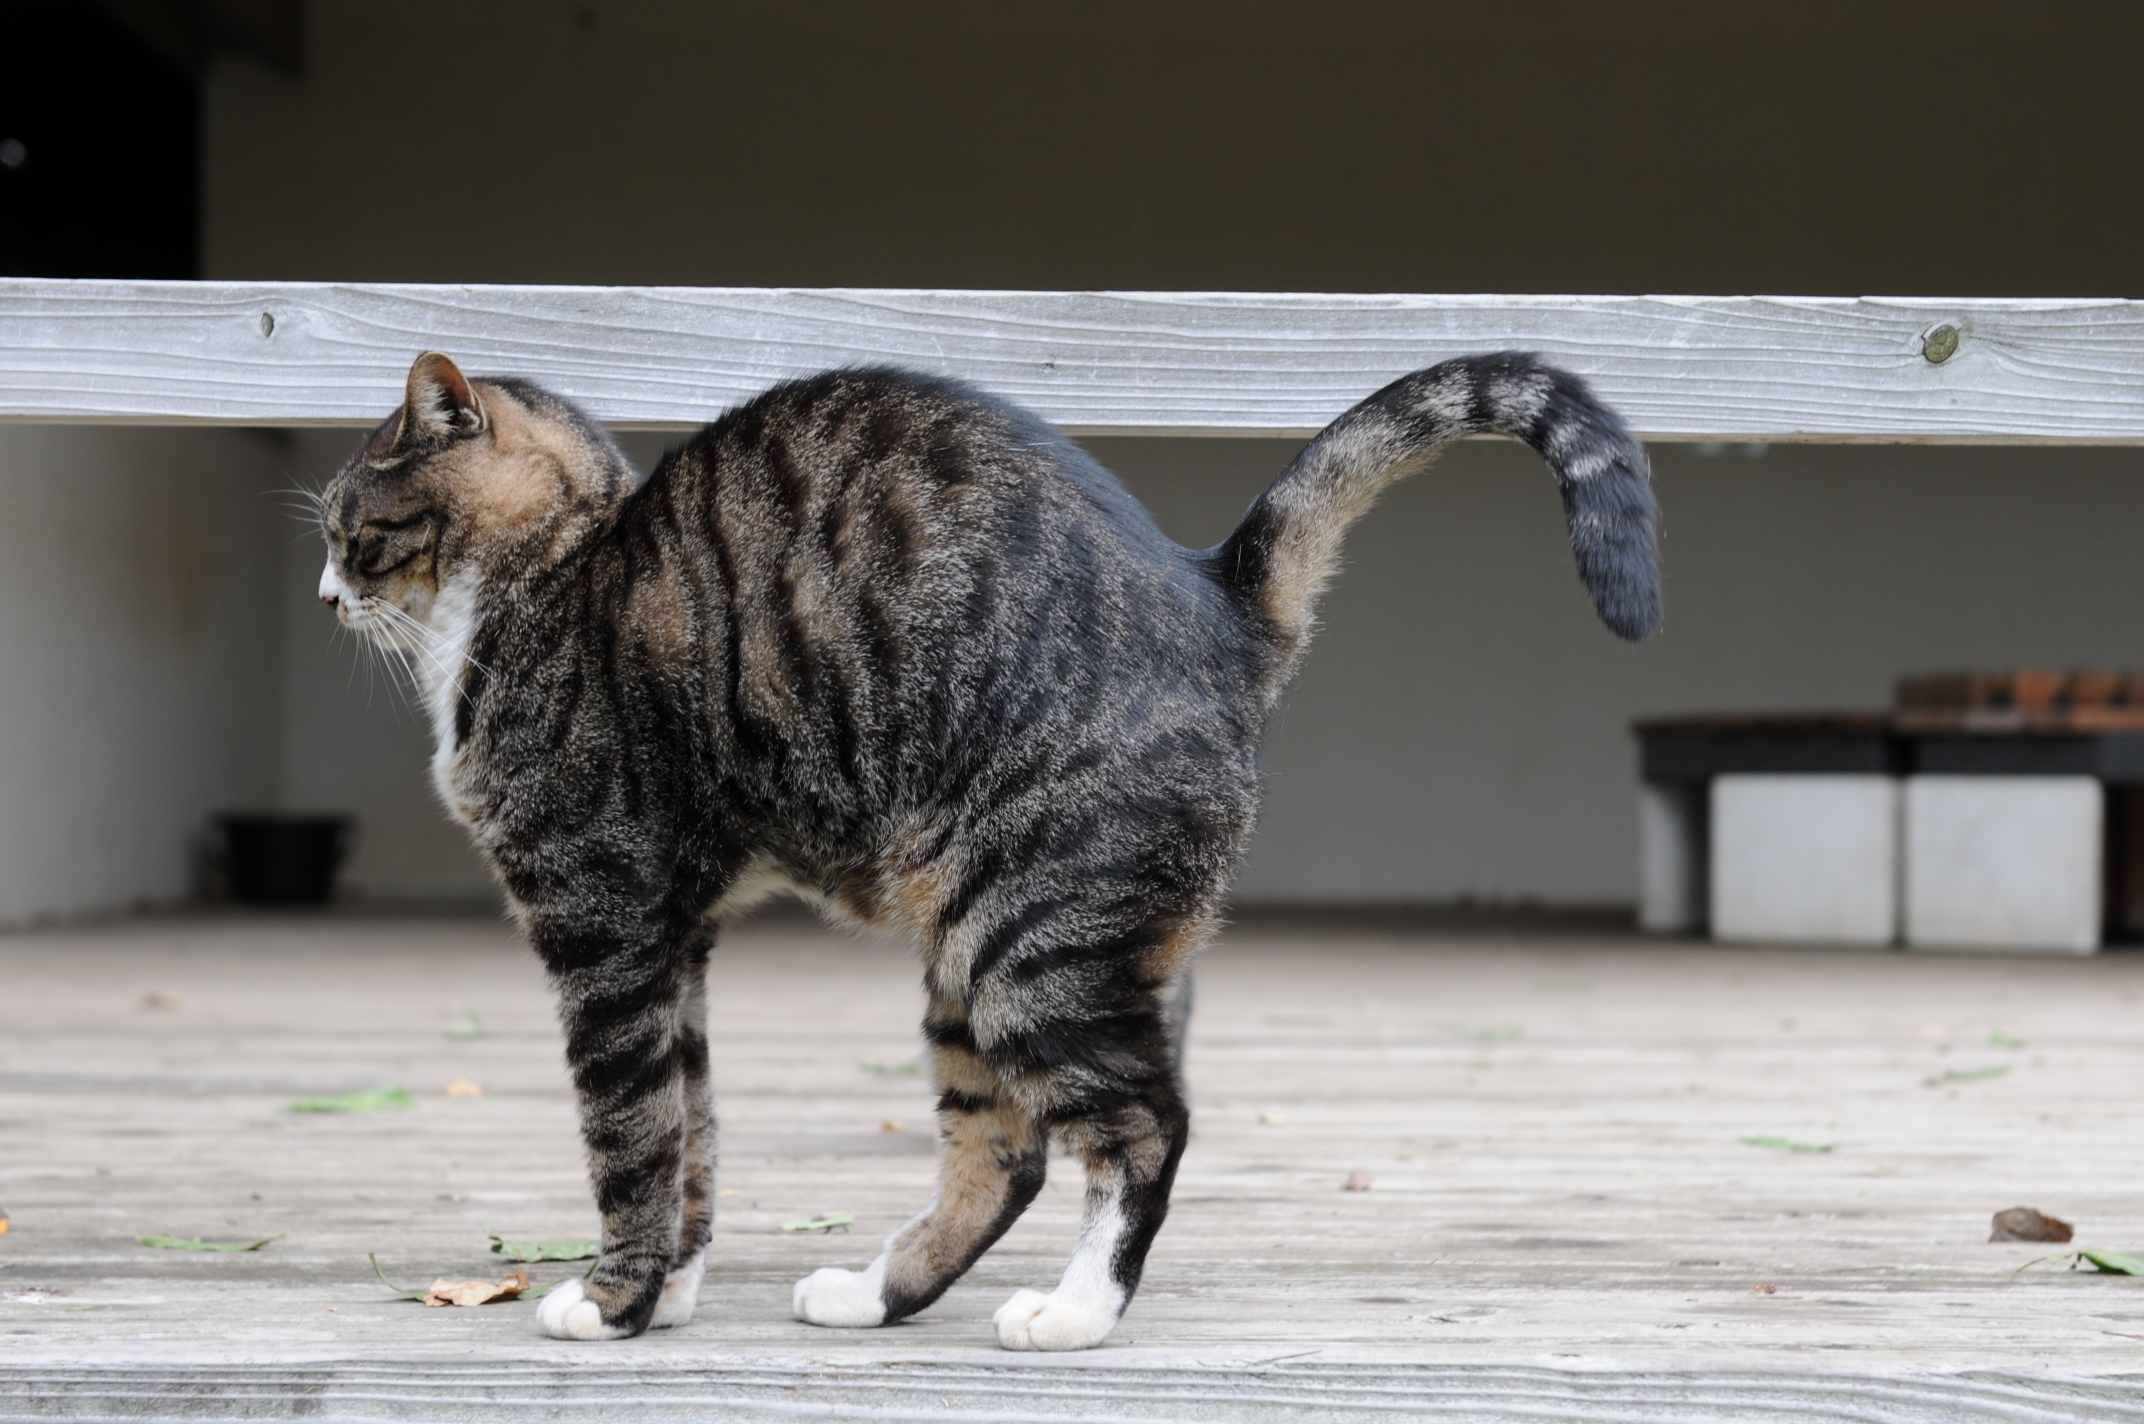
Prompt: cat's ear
<box><xmin>398</xmin><ymin>351</ymin><xmax>487</xmax><ymax>444</ymax></box>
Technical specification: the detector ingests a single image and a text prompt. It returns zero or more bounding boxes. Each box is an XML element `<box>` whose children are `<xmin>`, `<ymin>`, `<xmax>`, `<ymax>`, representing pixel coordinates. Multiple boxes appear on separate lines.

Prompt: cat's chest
<box><xmin>418</xmin><ymin>572</ymin><xmax>487</xmax><ymax>828</ymax></box>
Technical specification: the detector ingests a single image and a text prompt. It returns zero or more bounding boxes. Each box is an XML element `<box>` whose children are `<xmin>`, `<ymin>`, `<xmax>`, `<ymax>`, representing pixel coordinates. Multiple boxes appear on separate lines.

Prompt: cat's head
<box><xmin>317</xmin><ymin>352</ymin><xmax>632</xmax><ymax>645</ymax></box>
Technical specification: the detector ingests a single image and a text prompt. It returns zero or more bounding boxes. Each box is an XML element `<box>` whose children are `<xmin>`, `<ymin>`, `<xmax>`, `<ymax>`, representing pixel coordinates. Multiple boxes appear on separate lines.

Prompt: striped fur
<box><xmin>317</xmin><ymin>350</ymin><xmax>1659</xmax><ymax>1350</ymax></box>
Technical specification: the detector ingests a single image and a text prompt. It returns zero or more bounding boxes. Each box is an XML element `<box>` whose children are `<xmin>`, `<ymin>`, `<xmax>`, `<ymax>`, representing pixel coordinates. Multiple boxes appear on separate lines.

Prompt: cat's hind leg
<box><xmin>793</xmin><ymin>1038</ymin><xmax>1046</xmax><ymax>1328</ymax></box>
<box><xmin>966</xmin><ymin>903</ymin><xmax>1199</xmax><ymax>1351</ymax></box>
<box><xmin>651</xmin><ymin>946</ymin><xmax>715</xmax><ymax>1330</ymax></box>
<box><xmin>992</xmin><ymin>1077</ymin><xmax>1188</xmax><ymax>1351</ymax></box>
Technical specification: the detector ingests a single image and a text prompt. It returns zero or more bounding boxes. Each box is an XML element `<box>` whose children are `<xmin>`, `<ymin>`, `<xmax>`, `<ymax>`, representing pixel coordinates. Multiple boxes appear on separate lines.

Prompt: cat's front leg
<box><xmin>530</xmin><ymin>916</ymin><xmax>706</xmax><ymax>1341</ymax></box>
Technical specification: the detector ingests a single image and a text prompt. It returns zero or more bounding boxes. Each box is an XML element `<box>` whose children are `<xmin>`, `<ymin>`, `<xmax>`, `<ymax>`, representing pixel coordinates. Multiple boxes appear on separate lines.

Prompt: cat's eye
<box><xmin>352</xmin><ymin>518</ymin><xmax>433</xmax><ymax>576</ymax></box>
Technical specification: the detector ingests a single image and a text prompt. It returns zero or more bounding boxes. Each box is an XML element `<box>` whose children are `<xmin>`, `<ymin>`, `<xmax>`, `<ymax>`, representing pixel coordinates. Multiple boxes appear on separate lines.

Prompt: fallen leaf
<box><xmin>1925</xmin><ymin>1065</ymin><xmax>2010</xmax><ymax>1087</ymax></box>
<box><xmin>1740</xmin><ymin>1135</ymin><xmax>1835</xmax><ymax>1153</ymax></box>
<box><xmin>445</xmin><ymin>1011</ymin><xmax>484</xmax><ymax>1041</ymax></box>
<box><xmin>0</xmin><ymin>1209</ymin><xmax>9</xmax><ymax>1235</ymax></box>
<box><xmin>289</xmin><ymin>1087</ymin><xmax>413</xmax><ymax>1113</ymax></box>
<box><xmin>489</xmin><ymin>1235</ymin><xmax>597</xmax><ymax>1263</ymax></box>
<box><xmin>1991</xmin><ymin>1207</ymin><xmax>2073</xmax><ymax>1243</ymax></box>
<box><xmin>1257</xmin><ymin>1112</ymin><xmax>1290</xmax><ymax>1126</ymax></box>
<box><xmin>1343</xmin><ymin>1170</ymin><xmax>1372</xmax><ymax>1191</ymax></box>
<box><xmin>425</xmin><ymin>1269</ymin><xmax>530</xmax><ymax>1307</ymax></box>
<box><xmin>139</xmin><ymin>992</ymin><xmax>181</xmax><ymax>1012</ymax></box>
<box><xmin>857</xmin><ymin>1059</ymin><xmax>919</xmax><ymax>1076</ymax></box>
<box><xmin>372</xmin><ymin>1254</ymin><xmax>565</xmax><ymax>1304</ymax></box>
<box><xmin>140</xmin><ymin>1233</ymin><xmax>283</xmax><ymax>1252</ymax></box>
<box><xmin>443</xmin><ymin>1079</ymin><xmax>484</xmax><ymax>1098</ymax></box>
<box><xmin>781</xmin><ymin>1213</ymin><xmax>855</xmax><ymax>1233</ymax></box>
<box><xmin>1751</xmin><ymin>1283</ymin><xmax>1777</xmax><ymax>1295</ymax></box>
<box><xmin>1990</xmin><ymin>1031</ymin><xmax>2027</xmax><ymax>1049</ymax></box>
<box><xmin>879</xmin><ymin>1120</ymin><xmax>904</xmax><ymax>1133</ymax></box>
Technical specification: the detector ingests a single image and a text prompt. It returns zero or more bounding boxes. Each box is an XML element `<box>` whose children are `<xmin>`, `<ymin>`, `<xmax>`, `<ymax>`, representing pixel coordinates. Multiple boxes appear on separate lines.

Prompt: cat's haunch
<box><xmin>317</xmin><ymin>351</ymin><xmax>1659</xmax><ymax>1349</ymax></box>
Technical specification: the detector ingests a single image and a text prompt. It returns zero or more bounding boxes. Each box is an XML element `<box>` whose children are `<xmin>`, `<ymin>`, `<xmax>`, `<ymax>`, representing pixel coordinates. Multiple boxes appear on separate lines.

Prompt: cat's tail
<box><xmin>1214</xmin><ymin>352</ymin><xmax>1660</xmax><ymax>678</ymax></box>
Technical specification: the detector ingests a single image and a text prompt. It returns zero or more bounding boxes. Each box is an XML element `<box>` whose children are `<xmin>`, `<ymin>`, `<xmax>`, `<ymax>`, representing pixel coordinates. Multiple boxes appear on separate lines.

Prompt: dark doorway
<box><xmin>0</xmin><ymin>0</ymin><xmax>198</xmax><ymax>278</ymax></box>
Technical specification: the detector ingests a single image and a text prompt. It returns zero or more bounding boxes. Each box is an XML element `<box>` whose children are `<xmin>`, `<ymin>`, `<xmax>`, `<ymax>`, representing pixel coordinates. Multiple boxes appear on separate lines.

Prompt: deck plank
<box><xmin>3</xmin><ymin>912</ymin><xmax>2144</xmax><ymax>1417</ymax></box>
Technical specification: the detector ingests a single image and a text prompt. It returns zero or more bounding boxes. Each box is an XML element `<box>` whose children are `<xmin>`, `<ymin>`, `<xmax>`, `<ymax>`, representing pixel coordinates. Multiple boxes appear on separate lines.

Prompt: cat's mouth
<box><xmin>320</xmin><ymin>563</ymin><xmax>434</xmax><ymax>651</ymax></box>
<box><xmin>344</xmin><ymin>594</ymin><xmax>430</xmax><ymax>648</ymax></box>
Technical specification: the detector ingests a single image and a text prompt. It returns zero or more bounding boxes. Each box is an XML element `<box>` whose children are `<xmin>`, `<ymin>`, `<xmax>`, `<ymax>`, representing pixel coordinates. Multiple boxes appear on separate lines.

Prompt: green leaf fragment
<box><xmin>369</xmin><ymin>1252</ymin><xmax>426</xmax><ymax>1299</ymax></box>
<box><xmin>1740</xmin><ymin>1135</ymin><xmax>1835</xmax><ymax>1153</ymax></box>
<box><xmin>489</xmin><ymin>1235</ymin><xmax>597</xmax><ymax>1263</ymax></box>
<box><xmin>2016</xmin><ymin>1248</ymin><xmax>2144</xmax><ymax>1277</ymax></box>
<box><xmin>781</xmin><ymin>1213</ymin><xmax>855</xmax><ymax>1233</ymax></box>
<box><xmin>857</xmin><ymin>1060</ymin><xmax>919</xmax><ymax>1076</ymax></box>
<box><xmin>445</xmin><ymin>1012</ymin><xmax>484</xmax><ymax>1041</ymax></box>
<box><xmin>289</xmin><ymin>1087</ymin><xmax>414</xmax><ymax>1113</ymax></box>
<box><xmin>1925</xmin><ymin>1065</ymin><xmax>2010</xmax><ymax>1087</ymax></box>
<box><xmin>1990</xmin><ymin>1031</ymin><xmax>2026</xmax><ymax>1049</ymax></box>
<box><xmin>140</xmin><ymin>1233</ymin><xmax>283</xmax><ymax>1252</ymax></box>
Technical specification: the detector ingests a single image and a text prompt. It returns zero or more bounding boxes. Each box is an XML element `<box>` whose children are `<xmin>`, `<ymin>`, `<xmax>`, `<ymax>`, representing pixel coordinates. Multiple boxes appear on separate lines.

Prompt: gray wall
<box><xmin>202</xmin><ymin>1</ymin><xmax>2142</xmax><ymax>296</ymax></box>
<box><xmin>16</xmin><ymin>1</ymin><xmax>2144</xmax><ymax>920</ymax></box>
<box><xmin>0</xmin><ymin>428</ymin><xmax>288</xmax><ymax>924</ymax></box>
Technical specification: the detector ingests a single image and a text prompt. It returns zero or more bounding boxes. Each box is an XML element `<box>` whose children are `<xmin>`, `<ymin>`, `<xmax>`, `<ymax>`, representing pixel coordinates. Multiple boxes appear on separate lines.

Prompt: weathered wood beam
<box><xmin>1</xmin><ymin>280</ymin><xmax>2140</xmax><ymax>443</ymax></box>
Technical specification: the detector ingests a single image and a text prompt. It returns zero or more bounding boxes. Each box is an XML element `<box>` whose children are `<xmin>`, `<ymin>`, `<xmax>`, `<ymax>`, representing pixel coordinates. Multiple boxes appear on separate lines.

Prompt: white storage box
<box><xmin>1903</xmin><ymin>775</ymin><xmax>2101</xmax><ymax>954</ymax></box>
<box><xmin>1710</xmin><ymin>774</ymin><xmax>1899</xmax><ymax>946</ymax></box>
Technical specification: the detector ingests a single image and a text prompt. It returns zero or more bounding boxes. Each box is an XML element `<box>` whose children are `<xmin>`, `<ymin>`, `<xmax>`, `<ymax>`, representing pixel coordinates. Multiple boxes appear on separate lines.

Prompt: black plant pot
<box><xmin>217</xmin><ymin>814</ymin><xmax>354</xmax><ymax>905</ymax></box>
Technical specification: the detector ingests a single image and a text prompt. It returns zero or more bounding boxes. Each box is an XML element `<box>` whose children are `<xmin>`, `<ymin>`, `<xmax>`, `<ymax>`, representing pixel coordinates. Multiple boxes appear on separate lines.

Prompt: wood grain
<box><xmin>6</xmin><ymin>908</ymin><xmax>2144</xmax><ymax>1417</ymax></box>
<box><xmin>1</xmin><ymin>280</ymin><xmax>2140</xmax><ymax>442</ymax></box>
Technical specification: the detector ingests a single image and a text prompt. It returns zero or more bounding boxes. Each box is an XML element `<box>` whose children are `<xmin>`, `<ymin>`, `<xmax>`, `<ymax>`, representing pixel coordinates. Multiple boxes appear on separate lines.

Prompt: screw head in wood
<box><xmin>1922</xmin><ymin>324</ymin><xmax>1959</xmax><ymax>364</ymax></box>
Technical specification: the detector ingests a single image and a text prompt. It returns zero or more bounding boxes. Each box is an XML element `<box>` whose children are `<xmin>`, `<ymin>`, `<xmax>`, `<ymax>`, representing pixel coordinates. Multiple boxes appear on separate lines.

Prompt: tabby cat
<box><xmin>317</xmin><ymin>350</ymin><xmax>1658</xmax><ymax>1349</ymax></box>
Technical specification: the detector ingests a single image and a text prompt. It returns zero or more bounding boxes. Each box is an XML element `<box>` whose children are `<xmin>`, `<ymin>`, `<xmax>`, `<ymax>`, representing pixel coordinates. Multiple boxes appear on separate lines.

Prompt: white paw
<box><xmin>791</xmin><ymin>1266</ymin><xmax>888</xmax><ymax>1327</ymax></box>
<box><xmin>534</xmin><ymin>1277</ymin><xmax>630</xmax><ymax>1341</ymax></box>
<box><xmin>649</xmin><ymin>1248</ymin><xmax>705</xmax><ymax>1330</ymax></box>
<box><xmin>993</xmin><ymin>1287</ymin><xmax>1118</xmax><ymax>1351</ymax></box>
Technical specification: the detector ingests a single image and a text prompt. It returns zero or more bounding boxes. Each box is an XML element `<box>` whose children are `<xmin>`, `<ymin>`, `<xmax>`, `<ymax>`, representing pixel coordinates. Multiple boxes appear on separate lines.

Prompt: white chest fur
<box><xmin>417</xmin><ymin>571</ymin><xmax>485</xmax><ymax>827</ymax></box>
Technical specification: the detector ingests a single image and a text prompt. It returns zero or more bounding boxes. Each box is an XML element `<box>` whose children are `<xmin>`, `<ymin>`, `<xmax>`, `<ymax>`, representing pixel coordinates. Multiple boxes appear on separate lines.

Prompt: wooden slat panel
<box><xmin>1</xmin><ymin>280</ymin><xmax>2141</xmax><ymax>442</ymax></box>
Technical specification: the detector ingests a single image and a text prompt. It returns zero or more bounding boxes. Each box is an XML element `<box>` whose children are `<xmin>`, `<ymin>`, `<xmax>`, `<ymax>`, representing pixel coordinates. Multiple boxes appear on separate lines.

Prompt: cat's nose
<box><xmin>317</xmin><ymin>563</ymin><xmax>346</xmax><ymax>611</ymax></box>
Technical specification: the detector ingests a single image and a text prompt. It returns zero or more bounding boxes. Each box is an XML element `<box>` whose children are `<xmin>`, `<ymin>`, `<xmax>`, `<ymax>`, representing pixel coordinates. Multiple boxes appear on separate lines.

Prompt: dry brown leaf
<box><xmin>139</xmin><ymin>993</ymin><xmax>181</xmax><ymax>1012</ymax></box>
<box><xmin>0</xmin><ymin>1208</ymin><xmax>10</xmax><ymax>1235</ymax></box>
<box><xmin>443</xmin><ymin>1079</ymin><xmax>485</xmax><ymax>1098</ymax></box>
<box><xmin>1991</xmin><ymin>1206</ymin><xmax>2073</xmax><ymax>1243</ymax></box>
<box><xmin>1343</xmin><ymin>1170</ymin><xmax>1372</xmax><ymax>1192</ymax></box>
<box><xmin>422</xmin><ymin>1268</ymin><xmax>529</xmax><ymax>1307</ymax></box>
<box><xmin>1751</xmin><ymin>1283</ymin><xmax>1777</xmax><ymax>1295</ymax></box>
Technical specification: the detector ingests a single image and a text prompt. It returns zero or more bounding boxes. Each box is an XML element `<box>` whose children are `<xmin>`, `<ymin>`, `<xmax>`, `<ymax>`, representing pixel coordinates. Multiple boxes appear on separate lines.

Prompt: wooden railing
<box><xmin>1</xmin><ymin>281</ymin><xmax>2140</xmax><ymax>442</ymax></box>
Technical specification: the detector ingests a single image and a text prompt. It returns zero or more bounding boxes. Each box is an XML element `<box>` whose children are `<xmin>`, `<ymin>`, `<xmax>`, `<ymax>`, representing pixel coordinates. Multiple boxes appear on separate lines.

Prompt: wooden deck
<box><xmin>6</xmin><ymin>909</ymin><xmax>2144</xmax><ymax>1420</ymax></box>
